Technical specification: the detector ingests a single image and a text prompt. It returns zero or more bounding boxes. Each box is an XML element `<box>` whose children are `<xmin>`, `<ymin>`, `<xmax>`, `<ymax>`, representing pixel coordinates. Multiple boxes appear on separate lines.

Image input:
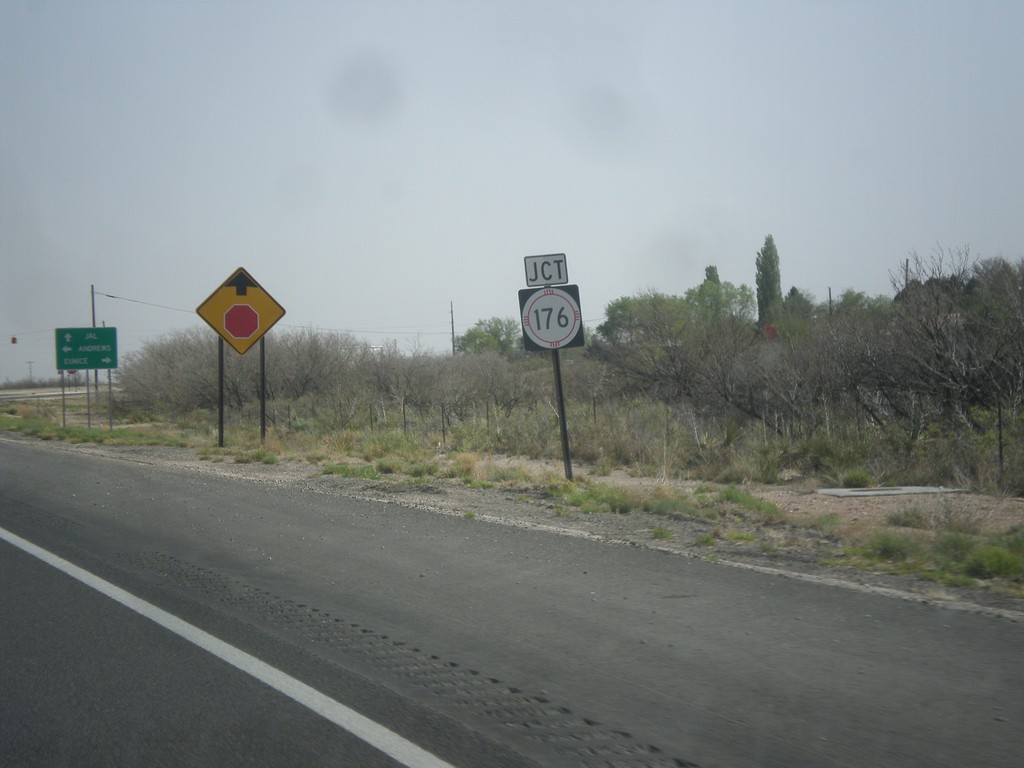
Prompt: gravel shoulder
<box><xmin>21</xmin><ymin>436</ymin><xmax>1024</xmax><ymax>622</ymax></box>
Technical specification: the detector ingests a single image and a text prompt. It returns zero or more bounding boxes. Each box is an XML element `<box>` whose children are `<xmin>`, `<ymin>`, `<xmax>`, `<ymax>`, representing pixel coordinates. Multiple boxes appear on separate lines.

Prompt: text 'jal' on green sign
<box><xmin>55</xmin><ymin>327</ymin><xmax>119</xmax><ymax>370</ymax></box>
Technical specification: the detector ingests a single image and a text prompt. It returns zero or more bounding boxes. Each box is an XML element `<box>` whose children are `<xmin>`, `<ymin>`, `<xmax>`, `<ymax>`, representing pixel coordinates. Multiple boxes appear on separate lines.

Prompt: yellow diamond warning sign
<box><xmin>196</xmin><ymin>267</ymin><xmax>286</xmax><ymax>354</ymax></box>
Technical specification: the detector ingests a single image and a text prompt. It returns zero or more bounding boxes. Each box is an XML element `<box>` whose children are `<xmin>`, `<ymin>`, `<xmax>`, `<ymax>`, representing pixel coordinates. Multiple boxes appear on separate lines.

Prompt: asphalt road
<box><xmin>1</xmin><ymin>434</ymin><xmax>1021</xmax><ymax>767</ymax></box>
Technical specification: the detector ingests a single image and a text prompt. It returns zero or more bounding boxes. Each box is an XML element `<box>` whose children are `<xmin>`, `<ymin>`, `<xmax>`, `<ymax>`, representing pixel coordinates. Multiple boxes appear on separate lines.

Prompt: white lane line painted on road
<box><xmin>0</xmin><ymin>525</ymin><xmax>458</xmax><ymax>768</ymax></box>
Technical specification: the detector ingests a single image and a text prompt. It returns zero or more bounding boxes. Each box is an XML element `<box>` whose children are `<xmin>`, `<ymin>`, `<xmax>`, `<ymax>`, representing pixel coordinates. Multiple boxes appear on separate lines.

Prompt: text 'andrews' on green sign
<box><xmin>55</xmin><ymin>327</ymin><xmax>119</xmax><ymax>370</ymax></box>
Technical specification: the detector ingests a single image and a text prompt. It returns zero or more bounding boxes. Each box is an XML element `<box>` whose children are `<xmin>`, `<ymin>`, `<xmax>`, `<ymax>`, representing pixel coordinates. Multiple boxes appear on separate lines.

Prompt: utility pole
<box><xmin>450</xmin><ymin>301</ymin><xmax>456</xmax><ymax>355</ymax></box>
<box><xmin>91</xmin><ymin>284</ymin><xmax>99</xmax><ymax>395</ymax></box>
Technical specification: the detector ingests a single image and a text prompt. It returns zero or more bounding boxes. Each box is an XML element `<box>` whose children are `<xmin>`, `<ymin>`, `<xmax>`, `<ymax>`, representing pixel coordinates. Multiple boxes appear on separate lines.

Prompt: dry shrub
<box><xmin>449</xmin><ymin>452</ymin><xmax>478</xmax><ymax>480</ymax></box>
<box><xmin>930</xmin><ymin>500</ymin><xmax>990</xmax><ymax>535</ymax></box>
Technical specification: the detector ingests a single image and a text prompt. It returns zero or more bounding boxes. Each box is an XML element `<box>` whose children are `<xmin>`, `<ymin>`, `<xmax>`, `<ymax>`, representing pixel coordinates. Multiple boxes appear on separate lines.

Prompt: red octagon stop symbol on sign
<box><xmin>224</xmin><ymin>304</ymin><xmax>259</xmax><ymax>339</ymax></box>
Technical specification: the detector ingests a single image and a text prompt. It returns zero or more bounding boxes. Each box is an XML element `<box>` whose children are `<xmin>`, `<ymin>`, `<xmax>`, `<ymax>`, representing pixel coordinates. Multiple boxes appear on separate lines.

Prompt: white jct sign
<box><xmin>523</xmin><ymin>253</ymin><xmax>568</xmax><ymax>287</ymax></box>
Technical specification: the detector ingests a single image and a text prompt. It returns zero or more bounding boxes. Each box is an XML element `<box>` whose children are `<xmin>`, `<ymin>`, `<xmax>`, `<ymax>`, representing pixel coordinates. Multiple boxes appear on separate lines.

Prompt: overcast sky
<box><xmin>3</xmin><ymin>0</ymin><xmax>1022</xmax><ymax>382</ymax></box>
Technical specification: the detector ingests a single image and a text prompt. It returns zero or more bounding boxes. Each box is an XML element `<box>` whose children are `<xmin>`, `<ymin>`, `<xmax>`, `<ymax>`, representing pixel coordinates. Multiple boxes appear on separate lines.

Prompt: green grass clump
<box><xmin>641</xmin><ymin>490</ymin><xmax>699</xmax><ymax>518</ymax></box>
<box><xmin>360</xmin><ymin>432</ymin><xmax>429</xmax><ymax>462</ymax></box>
<box><xmin>1004</xmin><ymin>525</ymin><xmax>1024</xmax><ymax>552</ymax></box>
<box><xmin>717</xmin><ymin>485</ymin><xmax>785</xmax><ymax>523</ymax></box>
<box><xmin>724</xmin><ymin>532</ymin><xmax>757</xmax><ymax>544</ymax></box>
<box><xmin>322</xmin><ymin>463</ymin><xmax>381</xmax><ymax>480</ymax></box>
<box><xmin>933</xmin><ymin>503</ymin><xmax>984</xmax><ymax>535</ymax></box>
<box><xmin>547</xmin><ymin>481</ymin><xmax>638</xmax><ymax>515</ymax></box>
<box><xmin>234</xmin><ymin>449</ymin><xmax>277</xmax><ymax>465</ymax></box>
<box><xmin>375</xmin><ymin>458</ymin><xmax>404</xmax><ymax>475</ymax></box>
<box><xmin>407</xmin><ymin>461</ymin><xmax>440</xmax><ymax>479</ymax></box>
<box><xmin>0</xmin><ymin>416</ymin><xmax>190</xmax><ymax>448</ymax></box>
<box><xmin>446</xmin><ymin>453</ymin><xmax>478</xmax><ymax>482</ymax></box>
<box><xmin>887</xmin><ymin>507</ymin><xmax>929</xmax><ymax>529</ymax></box>
<box><xmin>543</xmin><ymin>476</ymin><xmax>575</xmax><ymax>497</ymax></box>
<box><xmin>838</xmin><ymin>523</ymin><xmax>1024</xmax><ymax>592</ymax></box>
<box><xmin>841</xmin><ymin>469</ymin><xmax>874</xmax><ymax>489</ymax></box>
<box><xmin>964</xmin><ymin>546</ymin><xmax>1024</xmax><ymax>580</ymax></box>
<box><xmin>484</xmin><ymin>465</ymin><xmax>535</xmax><ymax>485</ymax></box>
<box><xmin>813</xmin><ymin>513</ymin><xmax>842</xmax><ymax>535</ymax></box>
<box><xmin>651</xmin><ymin>527</ymin><xmax>675</xmax><ymax>540</ymax></box>
<box><xmin>593</xmin><ymin>455</ymin><xmax>616</xmax><ymax>476</ymax></box>
<box><xmin>860</xmin><ymin>530</ymin><xmax>923</xmax><ymax>562</ymax></box>
<box><xmin>8</xmin><ymin>415</ymin><xmax>66</xmax><ymax>439</ymax></box>
<box><xmin>592</xmin><ymin>485</ymin><xmax>637</xmax><ymax>514</ymax></box>
<box><xmin>935</xmin><ymin>532</ymin><xmax>976</xmax><ymax>564</ymax></box>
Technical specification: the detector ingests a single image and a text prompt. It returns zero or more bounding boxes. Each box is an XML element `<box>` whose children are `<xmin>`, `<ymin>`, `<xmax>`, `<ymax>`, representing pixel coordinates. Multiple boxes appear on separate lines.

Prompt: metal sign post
<box><xmin>550</xmin><ymin>348</ymin><xmax>573</xmax><ymax>480</ymax></box>
<box><xmin>60</xmin><ymin>371</ymin><xmax>67</xmax><ymax>428</ymax></box>
<box><xmin>218</xmin><ymin>338</ymin><xmax>225</xmax><ymax>448</ymax></box>
<box><xmin>107</xmin><ymin>369</ymin><xmax>114</xmax><ymax>431</ymax></box>
<box><xmin>260</xmin><ymin>337</ymin><xmax>267</xmax><ymax>443</ymax></box>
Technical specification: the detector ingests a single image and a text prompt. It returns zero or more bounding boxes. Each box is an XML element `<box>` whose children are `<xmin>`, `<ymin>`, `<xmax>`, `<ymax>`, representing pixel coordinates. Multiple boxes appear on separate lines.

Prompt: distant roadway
<box><xmin>0</xmin><ymin>387</ymin><xmax>87</xmax><ymax>402</ymax></box>
<box><xmin>1</xmin><ymin>434</ymin><xmax>1021</xmax><ymax>767</ymax></box>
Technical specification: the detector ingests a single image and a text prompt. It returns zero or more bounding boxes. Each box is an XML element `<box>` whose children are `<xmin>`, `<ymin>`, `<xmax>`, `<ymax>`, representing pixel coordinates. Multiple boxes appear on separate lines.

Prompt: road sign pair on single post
<box><xmin>518</xmin><ymin>254</ymin><xmax>584</xmax><ymax>351</ymax></box>
<box><xmin>517</xmin><ymin>254</ymin><xmax>582</xmax><ymax>479</ymax></box>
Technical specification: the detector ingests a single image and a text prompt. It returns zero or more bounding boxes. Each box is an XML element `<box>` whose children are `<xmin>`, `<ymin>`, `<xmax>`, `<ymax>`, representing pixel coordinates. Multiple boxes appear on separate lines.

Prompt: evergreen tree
<box><xmin>782</xmin><ymin>286</ymin><xmax>814</xmax><ymax>320</ymax></box>
<box><xmin>755</xmin><ymin>235</ymin><xmax>783</xmax><ymax>327</ymax></box>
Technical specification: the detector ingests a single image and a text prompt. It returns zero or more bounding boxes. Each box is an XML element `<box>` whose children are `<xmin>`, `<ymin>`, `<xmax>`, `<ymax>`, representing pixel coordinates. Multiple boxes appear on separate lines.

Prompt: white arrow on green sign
<box><xmin>55</xmin><ymin>327</ymin><xmax>119</xmax><ymax>370</ymax></box>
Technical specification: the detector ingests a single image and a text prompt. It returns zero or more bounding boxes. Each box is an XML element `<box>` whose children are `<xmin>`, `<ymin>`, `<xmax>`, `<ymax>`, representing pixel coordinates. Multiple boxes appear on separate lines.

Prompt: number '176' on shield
<box><xmin>518</xmin><ymin>285</ymin><xmax>584</xmax><ymax>351</ymax></box>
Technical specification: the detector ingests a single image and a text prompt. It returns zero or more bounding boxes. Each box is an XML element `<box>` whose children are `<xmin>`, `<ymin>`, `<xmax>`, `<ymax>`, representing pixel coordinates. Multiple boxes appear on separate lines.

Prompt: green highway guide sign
<box><xmin>55</xmin><ymin>327</ymin><xmax>119</xmax><ymax>370</ymax></box>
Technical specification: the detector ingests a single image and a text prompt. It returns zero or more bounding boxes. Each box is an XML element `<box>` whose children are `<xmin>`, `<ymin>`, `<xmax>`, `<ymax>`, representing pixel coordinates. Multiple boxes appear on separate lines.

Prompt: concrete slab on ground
<box><xmin>817</xmin><ymin>486</ymin><xmax>963</xmax><ymax>497</ymax></box>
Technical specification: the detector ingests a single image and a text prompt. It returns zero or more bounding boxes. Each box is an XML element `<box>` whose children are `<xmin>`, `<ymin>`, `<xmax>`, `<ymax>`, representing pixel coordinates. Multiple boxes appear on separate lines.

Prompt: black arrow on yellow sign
<box><xmin>225</xmin><ymin>271</ymin><xmax>257</xmax><ymax>295</ymax></box>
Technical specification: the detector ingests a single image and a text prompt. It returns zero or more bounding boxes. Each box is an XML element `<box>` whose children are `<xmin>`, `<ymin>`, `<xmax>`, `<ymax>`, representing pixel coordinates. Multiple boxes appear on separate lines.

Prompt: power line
<box><xmin>93</xmin><ymin>291</ymin><xmax>194</xmax><ymax>314</ymax></box>
<box><xmin>93</xmin><ymin>291</ymin><xmax>454</xmax><ymax>337</ymax></box>
<box><xmin>92</xmin><ymin>290</ymin><xmax>605</xmax><ymax>339</ymax></box>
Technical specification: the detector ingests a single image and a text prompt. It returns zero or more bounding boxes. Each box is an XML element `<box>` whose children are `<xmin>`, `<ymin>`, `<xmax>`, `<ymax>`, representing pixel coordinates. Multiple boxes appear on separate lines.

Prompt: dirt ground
<box><xmin>34</xmin><ymin>439</ymin><xmax>1024</xmax><ymax>621</ymax></box>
